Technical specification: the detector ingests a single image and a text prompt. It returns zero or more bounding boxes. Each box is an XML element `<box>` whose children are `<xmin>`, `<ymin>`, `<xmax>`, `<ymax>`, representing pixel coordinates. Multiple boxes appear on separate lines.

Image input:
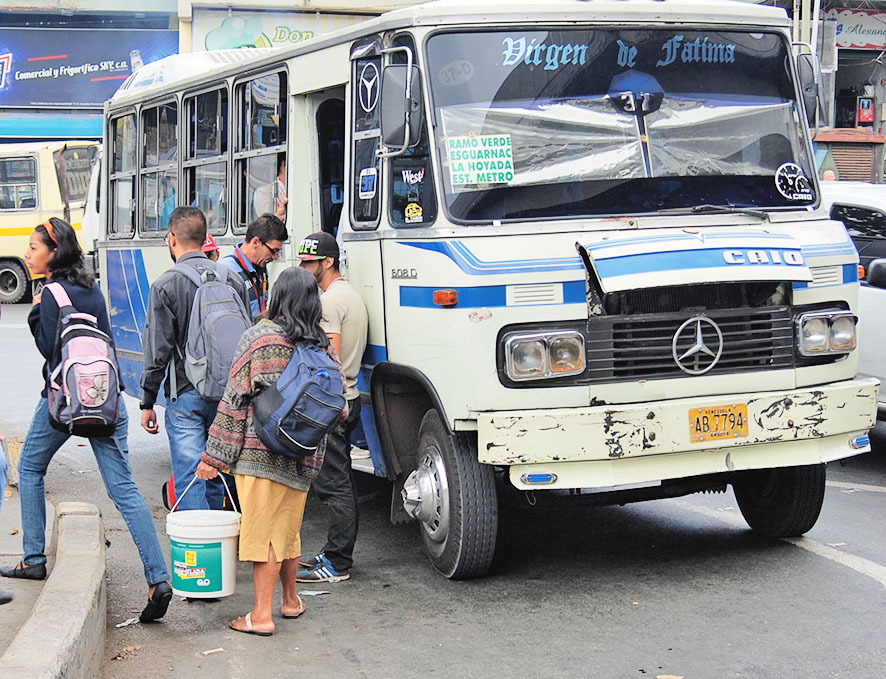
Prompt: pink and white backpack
<box><xmin>44</xmin><ymin>282</ymin><xmax>121</xmax><ymax>437</ymax></box>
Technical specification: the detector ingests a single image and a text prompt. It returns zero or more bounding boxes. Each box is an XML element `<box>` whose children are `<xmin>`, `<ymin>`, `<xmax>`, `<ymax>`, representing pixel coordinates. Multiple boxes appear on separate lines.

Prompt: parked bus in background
<box><xmin>0</xmin><ymin>140</ymin><xmax>99</xmax><ymax>303</ymax></box>
<box><xmin>98</xmin><ymin>0</ymin><xmax>878</xmax><ymax>580</ymax></box>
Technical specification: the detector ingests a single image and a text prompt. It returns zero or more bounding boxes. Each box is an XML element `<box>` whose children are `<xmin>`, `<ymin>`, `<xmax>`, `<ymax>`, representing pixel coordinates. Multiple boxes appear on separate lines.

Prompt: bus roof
<box><xmin>108</xmin><ymin>0</ymin><xmax>789</xmax><ymax>108</ymax></box>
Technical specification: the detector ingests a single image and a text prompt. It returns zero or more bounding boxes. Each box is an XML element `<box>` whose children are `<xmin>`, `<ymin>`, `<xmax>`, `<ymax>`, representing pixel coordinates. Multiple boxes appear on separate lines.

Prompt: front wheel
<box><xmin>401</xmin><ymin>410</ymin><xmax>497</xmax><ymax>579</ymax></box>
<box><xmin>0</xmin><ymin>259</ymin><xmax>29</xmax><ymax>304</ymax></box>
<box><xmin>732</xmin><ymin>464</ymin><xmax>826</xmax><ymax>538</ymax></box>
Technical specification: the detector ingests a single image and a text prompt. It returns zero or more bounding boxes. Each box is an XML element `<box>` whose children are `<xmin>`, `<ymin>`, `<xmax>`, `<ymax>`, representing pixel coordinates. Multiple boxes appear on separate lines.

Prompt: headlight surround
<box><xmin>505</xmin><ymin>331</ymin><xmax>585</xmax><ymax>381</ymax></box>
<box><xmin>797</xmin><ymin>311</ymin><xmax>857</xmax><ymax>356</ymax></box>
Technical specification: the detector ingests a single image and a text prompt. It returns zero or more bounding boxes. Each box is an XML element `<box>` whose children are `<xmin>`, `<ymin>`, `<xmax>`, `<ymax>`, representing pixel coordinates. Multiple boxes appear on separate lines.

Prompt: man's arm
<box><xmin>139</xmin><ymin>281</ymin><xmax>178</xmax><ymax>421</ymax></box>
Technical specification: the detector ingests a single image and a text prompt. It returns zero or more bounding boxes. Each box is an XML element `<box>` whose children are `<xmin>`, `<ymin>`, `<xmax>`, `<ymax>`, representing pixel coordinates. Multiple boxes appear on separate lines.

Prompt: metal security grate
<box><xmin>584</xmin><ymin>307</ymin><xmax>794</xmax><ymax>382</ymax></box>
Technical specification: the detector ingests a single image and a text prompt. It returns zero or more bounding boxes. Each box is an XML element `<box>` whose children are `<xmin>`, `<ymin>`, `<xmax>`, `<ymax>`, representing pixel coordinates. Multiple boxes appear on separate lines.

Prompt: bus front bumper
<box><xmin>476</xmin><ymin>378</ymin><xmax>879</xmax><ymax>491</ymax></box>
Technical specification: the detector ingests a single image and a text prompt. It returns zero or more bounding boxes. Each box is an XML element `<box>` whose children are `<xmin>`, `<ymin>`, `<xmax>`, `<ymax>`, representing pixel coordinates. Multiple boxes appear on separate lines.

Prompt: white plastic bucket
<box><xmin>166</xmin><ymin>475</ymin><xmax>240</xmax><ymax>598</ymax></box>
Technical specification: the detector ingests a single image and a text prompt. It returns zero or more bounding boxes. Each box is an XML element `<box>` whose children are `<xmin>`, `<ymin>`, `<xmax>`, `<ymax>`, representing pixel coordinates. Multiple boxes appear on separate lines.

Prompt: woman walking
<box><xmin>0</xmin><ymin>218</ymin><xmax>172</xmax><ymax>623</ymax></box>
<box><xmin>197</xmin><ymin>266</ymin><xmax>343</xmax><ymax>636</ymax></box>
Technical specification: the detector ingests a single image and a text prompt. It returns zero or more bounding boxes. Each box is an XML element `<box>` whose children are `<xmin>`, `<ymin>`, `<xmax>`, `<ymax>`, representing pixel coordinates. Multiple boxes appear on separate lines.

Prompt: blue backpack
<box><xmin>252</xmin><ymin>343</ymin><xmax>346</xmax><ymax>458</ymax></box>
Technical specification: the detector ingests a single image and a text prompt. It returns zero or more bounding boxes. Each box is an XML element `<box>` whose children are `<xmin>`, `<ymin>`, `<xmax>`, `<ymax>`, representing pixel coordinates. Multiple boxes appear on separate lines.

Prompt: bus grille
<box><xmin>585</xmin><ymin>307</ymin><xmax>794</xmax><ymax>382</ymax></box>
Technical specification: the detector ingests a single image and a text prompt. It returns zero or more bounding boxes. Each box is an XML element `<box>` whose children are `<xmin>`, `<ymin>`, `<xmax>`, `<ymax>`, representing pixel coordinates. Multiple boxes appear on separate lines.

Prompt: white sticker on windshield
<box><xmin>447</xmin><ymin>134</ymin><xmax>514</xmax><ymax>185</ymax></box>
<box><xmin>774</xmin><ymin>162</ymin><xmax>813</xmax><ymax>201</ymax></box>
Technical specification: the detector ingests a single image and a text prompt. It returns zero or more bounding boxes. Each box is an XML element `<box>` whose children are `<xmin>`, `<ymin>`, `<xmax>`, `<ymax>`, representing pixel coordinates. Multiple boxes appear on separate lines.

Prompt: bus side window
<box><xmin>0</xmin><ymin>158</ymin><xmax>37</xmax><ymax>211</ymax></box>
<box><xmin>109</xmin><ymin>114</ymin><xmax>136</xmax><ymax>237</ymax></box>
<box><xmin>233</xmin><ymin>71</ymin><xmax>287</xmax><ymax>232</ymax></box>
<box><xmin>185</xmin><ymin>87</ymin><xmax>229</xmax><ymax>235</ymax></box>
<box><xmin>350</xmin><ymin>54</ymin><xmax>382</xmax><ymax>229</ymax></box>
<box><xmin>140</xmin><ymin>103</ymin><xmax>178</xmax><ymax>236</ymax></box>
<box><xmin>387</xmin><ymin>35</ymin><xmax>436</xmax><ymax>228</ymax></box>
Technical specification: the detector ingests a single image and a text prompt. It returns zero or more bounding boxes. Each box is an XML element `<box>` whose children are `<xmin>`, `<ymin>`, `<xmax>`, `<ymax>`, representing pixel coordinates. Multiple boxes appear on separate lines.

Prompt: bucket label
<box><xmin>171</xmin><ymin>539</ymin><xmax>222</xmax><ymax>593</ymax></box>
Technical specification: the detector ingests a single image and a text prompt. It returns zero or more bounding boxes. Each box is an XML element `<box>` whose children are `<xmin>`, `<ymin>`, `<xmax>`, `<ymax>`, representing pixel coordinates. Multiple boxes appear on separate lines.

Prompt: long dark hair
<box><xmin>36</xmin><ymin>217</ymin><xmax>94</xmax><ymax>287</ymax></box>
<box><xmin>266</xmin><ymin>267</ymin><xmax>328</xmax><ymax>347</ymax></box>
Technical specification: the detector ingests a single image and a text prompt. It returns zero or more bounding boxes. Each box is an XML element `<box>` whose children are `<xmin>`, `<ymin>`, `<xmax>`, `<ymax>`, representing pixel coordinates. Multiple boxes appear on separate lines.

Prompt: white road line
<box><xmin>674</xmin><ymin>500</ymin><xmax>886</xmax><ymax>591</ymax></box>
<box><xmin>826</xmin><ymin>480</ymin><xmax>886</xmax><ymax>494</ymax></box>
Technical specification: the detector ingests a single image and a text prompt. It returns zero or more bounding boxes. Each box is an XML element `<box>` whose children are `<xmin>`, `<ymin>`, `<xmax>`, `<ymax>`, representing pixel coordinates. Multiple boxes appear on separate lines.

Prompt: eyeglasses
<box><xmin>261</xmin><ymin>240</ymin><xmax>282</xmax><ymax>257</ymax></box>
<box><xmin>164</xmin><ymin>231</ymin><xmax>172</xmax><ymax>244</ymax></box>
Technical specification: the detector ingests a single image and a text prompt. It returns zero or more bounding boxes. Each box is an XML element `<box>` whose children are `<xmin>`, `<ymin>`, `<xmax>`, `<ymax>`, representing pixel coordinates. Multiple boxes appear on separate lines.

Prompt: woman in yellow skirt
<box><xmin>197</xmin><ymin>267</ymin><xmax>344</xmax><ymax>636</ymax></box>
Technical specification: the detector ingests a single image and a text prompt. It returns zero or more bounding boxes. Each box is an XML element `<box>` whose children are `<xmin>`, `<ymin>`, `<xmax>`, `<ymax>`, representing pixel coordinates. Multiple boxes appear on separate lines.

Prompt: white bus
<box><xmin>99</xmin><ymin>0</ymin><xmax>879</xmax><ymax>579</ymax></box>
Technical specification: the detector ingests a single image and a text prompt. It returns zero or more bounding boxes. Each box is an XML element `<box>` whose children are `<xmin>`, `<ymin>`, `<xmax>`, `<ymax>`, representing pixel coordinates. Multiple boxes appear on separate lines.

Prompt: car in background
<box><xmin>818</xmin><ymin>181</ymin><xmax>886</xmax><ymax>270</ymax></box>
<box><xmin>819</xmin><ymin>181</ymin><xmax>886</xmax><ymax>417</ymax></box>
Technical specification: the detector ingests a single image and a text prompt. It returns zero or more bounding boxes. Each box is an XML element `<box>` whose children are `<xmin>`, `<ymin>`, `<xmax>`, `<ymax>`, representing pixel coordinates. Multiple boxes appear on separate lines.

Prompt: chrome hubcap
<box><xmin>401</xmin><ymin>444</ymin><xmax>450</xmax><ymax>542</ymax></box>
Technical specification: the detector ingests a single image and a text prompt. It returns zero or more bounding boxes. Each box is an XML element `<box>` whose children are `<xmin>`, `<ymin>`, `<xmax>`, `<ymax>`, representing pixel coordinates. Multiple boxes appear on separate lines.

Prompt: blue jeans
<box><xmin>166</xmin><ymin>389</ymin><xmax>224</xmax><ymax>511</ymax></box>
<box><xmin>18</xmin><ymin>398</ymin><xmax>169</xmax><ymax>586</ymax></box>
<box><xmin>0</xmin><ymin>446</ymin><xmax>7</xmax><ymax>513</ymax></box>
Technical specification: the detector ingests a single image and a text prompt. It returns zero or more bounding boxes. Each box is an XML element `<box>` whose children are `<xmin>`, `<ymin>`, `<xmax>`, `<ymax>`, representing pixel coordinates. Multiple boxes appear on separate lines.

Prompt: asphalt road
<box><xmin>1</xmin><ymin>303</ymin><xmax>884</xmax><ymax>678</ymax></box>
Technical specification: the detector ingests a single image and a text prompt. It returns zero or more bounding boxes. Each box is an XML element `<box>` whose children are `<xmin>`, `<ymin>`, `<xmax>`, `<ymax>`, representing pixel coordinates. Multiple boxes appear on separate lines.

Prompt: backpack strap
<box><xmin>43</xmin><ymin>281</ymin><xmax>73</xmax><ymax>309</ymax></box>
<box><xmin>172</xmin><ymin>261</ymin><xmax>205</xmax><ymax>288</ymax></box>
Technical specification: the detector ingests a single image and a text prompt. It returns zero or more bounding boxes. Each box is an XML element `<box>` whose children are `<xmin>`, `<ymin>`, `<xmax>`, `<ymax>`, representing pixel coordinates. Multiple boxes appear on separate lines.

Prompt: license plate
<box><xmin>689</xmin><ymin>403</ymin><xmax>749</xmax><ymax>443</ymax></box>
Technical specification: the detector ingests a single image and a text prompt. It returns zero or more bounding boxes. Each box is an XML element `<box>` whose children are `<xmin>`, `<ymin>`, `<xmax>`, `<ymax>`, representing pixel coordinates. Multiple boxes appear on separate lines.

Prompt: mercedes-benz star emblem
<box><xmin>359</xmin><ymin>62</ymin><xmax>380</xmax><ymax>114</ymax></box>
<box><xmin>672</xmin><ymin>315</ymin><xmax>723</xmax><ymax>375</ymax></box>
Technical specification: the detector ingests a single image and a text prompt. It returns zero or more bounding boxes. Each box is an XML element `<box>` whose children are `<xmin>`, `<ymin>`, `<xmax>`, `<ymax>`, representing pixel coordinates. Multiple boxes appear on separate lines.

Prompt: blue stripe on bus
<box><xmin>399</xmin><ymin>280</ymin><xmax>585</xmax><ymax>308</ymax></box>
<box><xmin>400</xmin><ymin>241</ymin><xmax>584</xmax><ymax>275</ymax></box>
<box><xmin>792</xmin><ymin>263</ymin><xmax>858</xmax><ymax>290</ymax></box>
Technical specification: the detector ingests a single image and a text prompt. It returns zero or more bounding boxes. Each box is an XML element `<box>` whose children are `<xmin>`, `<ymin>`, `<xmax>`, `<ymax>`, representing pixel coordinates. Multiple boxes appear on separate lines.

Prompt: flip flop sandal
<box><xmin>282</xmin><ymin>594</ymin><xmax>306</xmax><ymax>619</ymax></box>
<box><xmin>230</xmin><ymin>612</ymin><xmax>273</xmax><ymax>637</ymax></box>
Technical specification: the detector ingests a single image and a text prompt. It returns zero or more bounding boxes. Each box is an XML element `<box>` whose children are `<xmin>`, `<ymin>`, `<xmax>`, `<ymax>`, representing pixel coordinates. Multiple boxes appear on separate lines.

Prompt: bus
<box><xmin>0</xmin><ymin>140</ymin><xmax>99</xmax><ymax>303</ymax></box>
<box><xmin>98</xmin><ymin>0</ymin><xmax>879</xmax><ymax>579</ymax></box>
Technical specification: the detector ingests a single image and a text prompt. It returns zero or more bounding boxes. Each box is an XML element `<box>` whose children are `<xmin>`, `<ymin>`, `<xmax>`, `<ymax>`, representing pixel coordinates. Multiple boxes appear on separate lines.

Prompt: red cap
<box><xmin>202</xmin><ymin>234</ymin><xmax>219</xmax><ymax>253</ymax></box>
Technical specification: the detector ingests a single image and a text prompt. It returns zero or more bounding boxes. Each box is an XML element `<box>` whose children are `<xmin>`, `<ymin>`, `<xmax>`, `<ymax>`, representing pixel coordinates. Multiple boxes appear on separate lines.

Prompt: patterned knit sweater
<box><xmin>202</xmin><ymin>318</ymin><xmax>341</xmax><ymax>491</ymax></box>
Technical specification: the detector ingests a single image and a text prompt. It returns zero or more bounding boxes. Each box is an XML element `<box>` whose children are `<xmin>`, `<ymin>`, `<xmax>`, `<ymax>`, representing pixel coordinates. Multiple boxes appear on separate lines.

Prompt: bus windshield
<box><xmin>426</xmin><ymin>28</ymin><xmax>814</xmax><ymax>222</ymax></box>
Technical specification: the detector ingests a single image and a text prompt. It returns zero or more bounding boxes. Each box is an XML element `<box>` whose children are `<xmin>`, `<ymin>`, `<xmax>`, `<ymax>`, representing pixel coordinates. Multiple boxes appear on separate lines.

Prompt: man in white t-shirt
<box><xmin>295</xmin><ymin>232</ymin><xmax>368</xmax><ymax>583</ymax></box>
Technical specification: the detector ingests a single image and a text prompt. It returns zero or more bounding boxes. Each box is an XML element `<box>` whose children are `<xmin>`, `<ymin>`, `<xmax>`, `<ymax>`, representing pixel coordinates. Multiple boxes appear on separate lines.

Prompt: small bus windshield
<box><xmin>426</xmin><ymin>28</ymin><xmax>814</xmax><ymax>222</ymax></box>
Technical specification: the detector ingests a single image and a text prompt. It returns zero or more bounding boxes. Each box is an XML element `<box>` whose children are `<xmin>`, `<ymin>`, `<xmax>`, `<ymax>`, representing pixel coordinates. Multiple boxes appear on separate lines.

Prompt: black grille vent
<box><xmin>603</xmin><ymin>282</ymin><xmax>786</xmax><ymax>315</ymax></box>
<box><xmin>585</xmin><ymin>307</ymin><xmax>793</xmax><ymax>382</ymax></box>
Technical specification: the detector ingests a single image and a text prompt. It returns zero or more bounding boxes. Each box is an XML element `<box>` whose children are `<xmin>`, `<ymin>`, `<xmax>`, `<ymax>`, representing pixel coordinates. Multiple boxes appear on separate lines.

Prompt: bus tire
<box><xmin>409</xmin><ymin>410</ymin><xmax>497</xmax><ymax>579</ymax></box>
<box><xmin>0</xmin><ymin>259</ymin><xmax>29</xmax><ymax>304</ymax></box>
<box><xmin>732</xmin><ymin>463</ymin><xmax>826</xmax><ymax>538</ymax></box>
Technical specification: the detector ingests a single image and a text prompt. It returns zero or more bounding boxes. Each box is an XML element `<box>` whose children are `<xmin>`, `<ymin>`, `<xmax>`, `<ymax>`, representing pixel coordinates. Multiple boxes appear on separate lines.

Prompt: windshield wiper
<box><xmin>691</xmin><ymin>204</ymin><xmax>768</xmax><ymax>220</ymax></box>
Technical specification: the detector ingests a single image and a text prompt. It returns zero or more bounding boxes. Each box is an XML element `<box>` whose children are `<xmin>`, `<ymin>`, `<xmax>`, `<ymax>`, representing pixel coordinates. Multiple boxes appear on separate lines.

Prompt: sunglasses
<box><xmin>261</xmin><ymin>240</ymin><xmax>282</xmax><ymax>257</ymax></box>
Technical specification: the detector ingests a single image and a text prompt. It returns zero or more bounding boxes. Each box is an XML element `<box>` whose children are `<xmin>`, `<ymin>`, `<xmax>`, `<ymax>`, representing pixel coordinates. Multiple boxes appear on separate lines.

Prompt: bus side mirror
<box><xmin>866</xmin><ymin>258</ymin><xmax>886</xmax><ymax>289</ymax></box>
<box><xmin>796</xmin><ymin>52</ymin><xmax>819</xmax><ymax>127</ymax></box>
<box><xmin>379</xmin><ymin>64</ymin><xmax>423</xmax><ymax>156</ymax></box>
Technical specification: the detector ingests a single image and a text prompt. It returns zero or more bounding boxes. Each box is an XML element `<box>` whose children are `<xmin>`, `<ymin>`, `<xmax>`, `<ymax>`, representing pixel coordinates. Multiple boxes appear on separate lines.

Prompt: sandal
<box><xmin>281</xmin><ymin>593</ymin><xmax>306</xmax><ymax>619</ymax></box>
<box><xmin>229</xmin><ymin>612</ymin><xmax>274</xmax><ymax>637</ymax></box>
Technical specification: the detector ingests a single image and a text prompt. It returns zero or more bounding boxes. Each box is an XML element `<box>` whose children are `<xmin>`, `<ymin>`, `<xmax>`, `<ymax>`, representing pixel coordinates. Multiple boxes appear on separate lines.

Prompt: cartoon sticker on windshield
<box><xmin>774</xmin><ymin>163</ymin><xmax>813</xmax><ymax>201</ymax></box>
<box><xmin>448</xmin><ymin>134</ymin><xmax>514</xmax><ymax>186</ymax></box>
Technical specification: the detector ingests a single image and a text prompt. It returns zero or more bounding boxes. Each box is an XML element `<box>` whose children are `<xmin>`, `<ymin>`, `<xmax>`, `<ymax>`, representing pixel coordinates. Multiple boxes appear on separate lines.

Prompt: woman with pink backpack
<box><xmin>0</xmin><ymin>217</ymin><xmax>173</xmax><ymax>623</ymax></box>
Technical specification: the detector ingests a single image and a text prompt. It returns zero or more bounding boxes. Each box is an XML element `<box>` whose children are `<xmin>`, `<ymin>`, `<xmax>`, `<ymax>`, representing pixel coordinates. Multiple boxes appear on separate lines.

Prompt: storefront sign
<box><xmin>826</xmin><ymin>9</ymin><xmax>886</xmax><ymax>50</ymax></box>
<box><xmin>0</xmin><ymin>29</ymin><xmax>178</xmax><ymax>108</ymax></box>
<box><xmin>192</xmin><ymin>9</ymin><xmax>372</xmax><ymax>51</ymax></box>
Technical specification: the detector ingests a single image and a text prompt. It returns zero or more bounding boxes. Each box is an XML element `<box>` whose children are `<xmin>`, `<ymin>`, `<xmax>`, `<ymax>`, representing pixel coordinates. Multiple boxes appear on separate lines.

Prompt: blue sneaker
<box><xmin>297</xmin><ymin>552</ymin><xmax>323</xmax><ymax>569</ymax></box>
<box><xmin>296</xmin><ymin>554</ymin><xmax>350</xmax><ymax>583</ymax></box>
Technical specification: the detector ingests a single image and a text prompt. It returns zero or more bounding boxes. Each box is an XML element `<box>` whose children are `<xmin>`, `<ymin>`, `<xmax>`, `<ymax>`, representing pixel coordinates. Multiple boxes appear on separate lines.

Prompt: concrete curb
<box><xmin>0</xmin><ymin>502</ymin><xmax>106</xmax><ymax>679</ymax></box>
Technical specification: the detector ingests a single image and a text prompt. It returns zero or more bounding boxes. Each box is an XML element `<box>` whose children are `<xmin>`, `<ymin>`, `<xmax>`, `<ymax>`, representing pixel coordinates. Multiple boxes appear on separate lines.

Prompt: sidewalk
<box><xmin>0</xmin><ymin>488</ymin><xmax>56</xmax><ymax>656</ymax></box>
<box><xmin>0</xmin><ymin>485</ymin><xmax>108</xmax><ymax>678</ymax></box>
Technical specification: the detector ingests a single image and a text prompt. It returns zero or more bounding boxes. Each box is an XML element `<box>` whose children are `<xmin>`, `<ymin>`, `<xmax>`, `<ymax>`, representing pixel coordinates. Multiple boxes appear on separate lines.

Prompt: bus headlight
<box><xmin>797</xmin><ymin>311</ymin><xmax>857</xmax><ymax>356</ymax></box>
<box><xmin>830</xmin><ymin>314</ymin><xmax>857</xmax><ymax>352</ymax></box>
<box><xmin>505</xmin><ymin>331</ymin><xmax>585</xmax><ymax>381</ymax></box>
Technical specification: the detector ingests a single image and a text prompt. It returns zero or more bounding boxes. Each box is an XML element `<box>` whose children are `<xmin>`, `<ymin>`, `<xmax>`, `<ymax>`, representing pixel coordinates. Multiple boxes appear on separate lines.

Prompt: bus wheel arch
<box><xmin>369</xmin><ymin>363</ymin><xmax>498</xmax><ymax>579</ymax></box>
<box><xmin>0</xmin><ymin>258</ymin><xmax>30</xmax><ymax>304</ymax></box>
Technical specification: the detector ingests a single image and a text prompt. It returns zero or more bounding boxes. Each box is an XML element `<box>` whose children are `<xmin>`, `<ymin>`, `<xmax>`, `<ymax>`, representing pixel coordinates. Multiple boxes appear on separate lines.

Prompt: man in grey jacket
<box><xmin>139</xmin><ymin>207</ymin><xmax>249</xmax><ymax>510</ymax></box>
